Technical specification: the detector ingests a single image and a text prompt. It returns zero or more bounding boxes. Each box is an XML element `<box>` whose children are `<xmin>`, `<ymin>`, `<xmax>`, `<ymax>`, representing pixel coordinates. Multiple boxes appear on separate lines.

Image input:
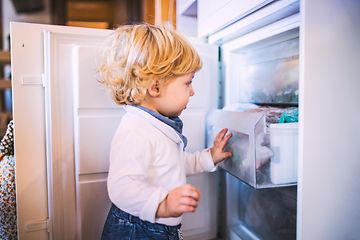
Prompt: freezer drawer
<box><xmin>221</xmin><ymin>173</ymin><xmax>297</xmax><ymax>240</ymax></box>
<box><xmin>207</xmin><ymin>109</ymin><xmax>298</xmax><ymax>188</ymax></box>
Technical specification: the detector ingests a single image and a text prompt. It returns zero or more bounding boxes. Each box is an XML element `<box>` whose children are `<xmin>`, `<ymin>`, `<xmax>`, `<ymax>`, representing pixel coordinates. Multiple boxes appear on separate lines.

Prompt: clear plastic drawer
<box><xmin>206</xmin><ymin>109</ymin><xmax>298</xmax><ymax>188</ymax></box>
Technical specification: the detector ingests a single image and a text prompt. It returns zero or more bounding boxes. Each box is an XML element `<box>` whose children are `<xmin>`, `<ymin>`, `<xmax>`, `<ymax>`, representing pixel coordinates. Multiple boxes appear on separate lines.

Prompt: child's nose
<box><xmin>190</xmin><ymin>87</ymin><xmax>195</xmax><ymax>96</ymax></box>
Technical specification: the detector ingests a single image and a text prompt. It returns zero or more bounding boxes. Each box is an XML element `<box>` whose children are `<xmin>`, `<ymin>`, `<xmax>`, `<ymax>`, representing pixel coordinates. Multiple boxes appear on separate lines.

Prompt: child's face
<box><xmin>157</xmin><ymin>72</ymin><xmax>195</xmax><ymax>117</ymax></box>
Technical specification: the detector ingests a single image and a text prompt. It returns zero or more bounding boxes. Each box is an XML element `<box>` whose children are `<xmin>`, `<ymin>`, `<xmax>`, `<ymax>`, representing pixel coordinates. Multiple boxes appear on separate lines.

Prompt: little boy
<box><xmin>100</xmin><ymin>24</ymin><xmax>232</xmax><ymax>240</ymax></box>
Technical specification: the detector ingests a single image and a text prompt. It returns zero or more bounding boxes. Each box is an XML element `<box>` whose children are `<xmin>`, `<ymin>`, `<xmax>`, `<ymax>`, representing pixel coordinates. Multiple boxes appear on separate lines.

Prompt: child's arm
<box><xmin>183</xmin><ymin>128</ymin><xmax>232</xmax><ymax>174</ymax></box>
<box><xmin>156</xmin><ymin>184</ymin><xmax>200</xmax><ymax>218</ymax></box>
<box><xmin>156</xmin><ymin>130</ymin><xmax>232</xmax><ymax>217</ymax></box>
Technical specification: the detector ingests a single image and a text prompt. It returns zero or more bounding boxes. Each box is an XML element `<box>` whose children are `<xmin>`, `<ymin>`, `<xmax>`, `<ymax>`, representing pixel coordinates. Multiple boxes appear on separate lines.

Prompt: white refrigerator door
<box><xmin>11</xmin><ymin>22</ymin><xmax>220</xmax><ymax>240</ymax></box>
<box><xmin>11</xmin><ymin>22</ymin><xmax>121</xmax><ymax>240</ymax></box>
<box><xmin>298</xmin><ymin>0</ymin><xmax>360</xmax><ymax>239</ymax></box>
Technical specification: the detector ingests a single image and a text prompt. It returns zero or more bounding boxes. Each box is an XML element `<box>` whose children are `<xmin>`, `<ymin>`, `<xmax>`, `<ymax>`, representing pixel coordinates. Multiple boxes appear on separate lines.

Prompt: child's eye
<box><xmin>186</xmin><ymin>81</ymin><xmax>192</xmax><ymax>86</ymax></box>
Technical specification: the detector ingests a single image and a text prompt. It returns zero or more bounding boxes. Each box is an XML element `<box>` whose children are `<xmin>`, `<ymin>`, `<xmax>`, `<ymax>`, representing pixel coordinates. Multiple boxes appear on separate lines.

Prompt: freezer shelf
<box><xmin>206</xmin><ymin>109</ymin><xmax>297</xmax><ymax>188</ymax></box>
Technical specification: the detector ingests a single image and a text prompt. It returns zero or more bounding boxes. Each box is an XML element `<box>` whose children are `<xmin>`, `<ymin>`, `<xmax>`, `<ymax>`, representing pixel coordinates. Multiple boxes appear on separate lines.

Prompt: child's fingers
<box><xmin>179</xmin><ymin>196</ymin><xmax>198</xmax><ymax>208</ymax></box>
<box><xmin>215</xmin><ymin>149</ymin><xmax>232</xmax><ymax>161</ymax></box>
<box><xmin>222</xmin><ymin>150</ymin><xmax>233</xmax><ymax>158</ymax></box>
<box><xmin>216</xmin><ymin>129</ymin><xmax>232</xmax><ymax>144</ymax></box>
<box><xmin>222</xmin><ymin>132</ymin><xmax>232</xmax><ymax>145</ymax></box>
<box><xmin>178</xmin><ymin>204</ymin><xmax>196</xmax><ymax>213</ymax></box>
<box><xmin>175</xmin><ymin>184</ymin><xmax>201</xmax><ymax>214</ymax></box>
<box><xmin>215</xmin><ymin>128</ymin><xmax>228</xmax><ymax>143</ymax></box>
<box><xmin>216</xmin><ymin>131</ymin><xmax>232</xmax><ymax>150</ymax></box>
<box><xmin>181</xmin><ymin>184</ymin><xmax>200</xmax><ymax>201</ymax></box>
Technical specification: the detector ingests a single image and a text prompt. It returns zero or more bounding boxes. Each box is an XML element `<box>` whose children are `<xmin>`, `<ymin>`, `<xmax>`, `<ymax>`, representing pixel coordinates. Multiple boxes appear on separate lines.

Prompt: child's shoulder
<box><xmin>117</xmin><ymin>108</ymin><xmax>159</xmax><ymax>136</ymax></box>
<box><xmin>120</xmin><ymin>110</ymin><xmax>151</xmax><ymax>128</ymax></box>
<box><xmin>117</xmin><ymin>106</ymin><xmax>180</xmax><ymax>143</ymax></box>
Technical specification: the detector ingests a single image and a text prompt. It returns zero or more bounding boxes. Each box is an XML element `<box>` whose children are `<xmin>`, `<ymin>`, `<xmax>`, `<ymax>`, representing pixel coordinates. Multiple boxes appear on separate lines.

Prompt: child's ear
<box><xmin>148</xmin><ymin>80</ymin><xmax>160</xmax><ymax>97</ymax></box>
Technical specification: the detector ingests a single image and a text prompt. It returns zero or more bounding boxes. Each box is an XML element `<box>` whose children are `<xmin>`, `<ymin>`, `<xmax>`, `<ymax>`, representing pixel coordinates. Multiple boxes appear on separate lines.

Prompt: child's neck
<box><xmin>138</xmin><ymin>102</ymin><xmax>159</xmax><ymax>115</ymax></box>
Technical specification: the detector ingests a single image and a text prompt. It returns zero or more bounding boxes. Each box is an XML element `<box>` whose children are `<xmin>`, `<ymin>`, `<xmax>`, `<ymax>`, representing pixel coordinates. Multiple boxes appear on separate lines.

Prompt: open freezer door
<box><xmin>11</xmin><ymin>22</ymin><xmax>123</xmax><ymax>240</ymax></box>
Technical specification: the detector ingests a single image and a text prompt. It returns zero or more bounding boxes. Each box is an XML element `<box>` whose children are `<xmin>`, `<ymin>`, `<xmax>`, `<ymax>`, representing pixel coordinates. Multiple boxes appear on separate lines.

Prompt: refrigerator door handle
<box><xmin>24</xmin><ymin>219</ymin><xmax>50</xmax><ymax>233</ymax></box>
<box><xmin>20</xmin><ymin>74</ymin><xmax>44</xmax><ymax>86</ymax></box>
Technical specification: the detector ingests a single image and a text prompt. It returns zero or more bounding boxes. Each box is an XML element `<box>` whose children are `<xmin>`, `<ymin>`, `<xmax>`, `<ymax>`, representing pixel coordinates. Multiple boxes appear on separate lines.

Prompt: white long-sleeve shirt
<box><xmin>107</xmin><ymin>105</ymin><xmax>215</xmax><ymax>226</ymax></box>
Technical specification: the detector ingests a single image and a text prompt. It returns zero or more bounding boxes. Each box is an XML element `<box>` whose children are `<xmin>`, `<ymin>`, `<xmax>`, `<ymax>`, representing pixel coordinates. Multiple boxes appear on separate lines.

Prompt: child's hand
<box><xmin>156</xmin><ymin>184</ymin><xmax>200</xmax><ymax>218</ymax></box>
<box><xmin>210</xmin><ymin>128</ymin><xmax>233</xmax><ymax>165</ymax></box>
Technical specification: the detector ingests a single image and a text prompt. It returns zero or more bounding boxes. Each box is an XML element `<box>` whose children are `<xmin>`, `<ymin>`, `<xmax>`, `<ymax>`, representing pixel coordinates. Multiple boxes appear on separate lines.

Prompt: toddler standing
<box><xmin>99</xmin><ymin>24</ymin><xmax>232</xmax><ymax>240</ymax></box>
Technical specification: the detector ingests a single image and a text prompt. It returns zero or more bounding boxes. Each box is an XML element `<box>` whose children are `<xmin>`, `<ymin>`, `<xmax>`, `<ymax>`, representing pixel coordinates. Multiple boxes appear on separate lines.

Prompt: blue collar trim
<box><xmin>134</xmin><ymin>105</ymin><xmax>188</xmax><ymax>150</ymax></box>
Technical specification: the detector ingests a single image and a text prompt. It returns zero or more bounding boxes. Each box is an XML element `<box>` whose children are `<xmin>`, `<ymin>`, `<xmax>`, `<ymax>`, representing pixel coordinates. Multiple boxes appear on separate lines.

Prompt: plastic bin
<box><xmin>207</xmin><ymin>109</ymin><xmax>298</xmax><ymax>188</ymax></box>
<box><xmin>269</xmin><ymin>123</ymin><xmax>298</xmax><ymax>184</ymax></box>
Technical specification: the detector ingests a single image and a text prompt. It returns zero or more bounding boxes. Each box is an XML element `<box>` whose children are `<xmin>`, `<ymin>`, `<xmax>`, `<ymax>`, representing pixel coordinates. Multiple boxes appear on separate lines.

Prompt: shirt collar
<box><xmin>132</xmin><ymin>105</ymin><xmax>188</xmax><ymax>150</ymax></box>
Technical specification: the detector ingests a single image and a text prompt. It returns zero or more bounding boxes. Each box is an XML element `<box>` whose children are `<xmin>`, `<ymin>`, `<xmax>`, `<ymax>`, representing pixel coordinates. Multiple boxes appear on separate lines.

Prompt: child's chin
<box><xmin>175</xmin><ymin>112</ymin><xmax>183</xmax><ymax>117</ymax></box>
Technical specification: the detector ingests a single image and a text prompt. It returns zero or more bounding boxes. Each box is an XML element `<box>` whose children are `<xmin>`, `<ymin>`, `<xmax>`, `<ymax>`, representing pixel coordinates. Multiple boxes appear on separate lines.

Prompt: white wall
<box><xmin>2</xmin><ymin>0</ymin><xmax>51</xmax><ymax>49</ymax></box>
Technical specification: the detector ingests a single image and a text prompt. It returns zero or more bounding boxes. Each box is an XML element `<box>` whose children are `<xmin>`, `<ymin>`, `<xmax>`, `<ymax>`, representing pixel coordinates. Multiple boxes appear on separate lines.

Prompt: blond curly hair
<box><xmin>98</xmin><ymin>24</ymin><xmax>202</xmax><ymax>105</ymax></box>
